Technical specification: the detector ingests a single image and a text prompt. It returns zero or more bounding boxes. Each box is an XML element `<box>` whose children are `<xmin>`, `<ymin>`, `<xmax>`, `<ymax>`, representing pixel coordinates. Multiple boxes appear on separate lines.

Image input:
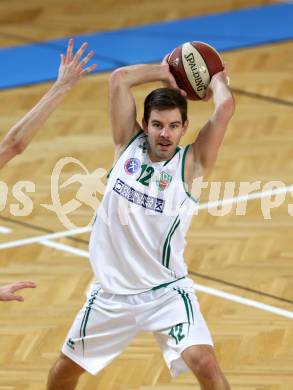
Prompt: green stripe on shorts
<box><xmin>79</xmin><ymin>288</ymin><xmax>100</xmax><ymax>355</ymax></box>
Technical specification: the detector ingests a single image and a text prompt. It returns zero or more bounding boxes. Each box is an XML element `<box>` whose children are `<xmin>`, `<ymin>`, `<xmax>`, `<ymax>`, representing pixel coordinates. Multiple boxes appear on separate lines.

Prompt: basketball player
<box><xmin>0</xmin><ymin>39</ymin><xmax>96</xmax><ymax>302</ymax></box>
<box><xmin>47</xmin><ymin>56</ymin><xmax>234</xmax><ymax>389</ymax></box>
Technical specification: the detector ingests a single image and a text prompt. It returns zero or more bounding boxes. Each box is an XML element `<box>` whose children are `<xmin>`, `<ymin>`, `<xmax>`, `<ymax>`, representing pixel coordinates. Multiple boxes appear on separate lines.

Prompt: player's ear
<box><xmin>182</xmin><ymin>119</ymin><xmax>189</xmax><ymax>135</ymax></box>
<box><xmin>142</xmin><ymin>118</ymin><xmax>148</xmax><ymax>133</ymax></box>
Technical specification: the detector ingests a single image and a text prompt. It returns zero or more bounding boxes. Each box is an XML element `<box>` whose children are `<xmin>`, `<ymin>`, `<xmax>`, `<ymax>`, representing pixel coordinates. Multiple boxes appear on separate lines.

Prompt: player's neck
<box><xmin>147</xmin><ymin>152</ymin><xmax>164</xmax><ymax>163</ymax></box>
<box><xmin>147</xmin><ymin>147</ymin><xmax>177</xmax><ymax>164</ymax></box>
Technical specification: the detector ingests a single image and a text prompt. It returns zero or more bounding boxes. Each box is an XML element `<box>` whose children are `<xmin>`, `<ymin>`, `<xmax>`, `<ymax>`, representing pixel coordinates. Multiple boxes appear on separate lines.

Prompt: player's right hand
<box><xmin>160</xmin><ymin>54</ymin><xmax>187</xmax><ymax>97</ymax></box>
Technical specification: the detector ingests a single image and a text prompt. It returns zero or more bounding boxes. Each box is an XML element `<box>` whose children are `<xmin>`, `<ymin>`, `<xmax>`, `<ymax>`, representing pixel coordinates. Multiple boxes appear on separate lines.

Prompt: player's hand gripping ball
<box><xmin>167</xmin><ymin>41</ymin><xmax>224</xmax><ymax>100</ymax></box>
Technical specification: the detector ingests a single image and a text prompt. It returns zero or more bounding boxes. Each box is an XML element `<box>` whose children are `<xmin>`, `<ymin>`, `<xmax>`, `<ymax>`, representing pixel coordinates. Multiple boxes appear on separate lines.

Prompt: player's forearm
<box><xmin>211</xmin><ymin>81</ymin><xmax>234</xmax><ymax>119</ymax></box>
<box><xmin>109</xmin><ymin>64</ymin><xmax>168</xmax><ymax>147</ymax></box>
<box><xmin>1</xmin><ymin>82</ymin><xmax>70</xmax><ymax>154</ymax></box>
<box><xmin>0</xmin><ymin>39</ymin><xmax>95</xmax><ymax>169</ymax></box>
<box><xmin>110</xmin><ymin>64</ymin><xmax>169</xmax><ymax>88</ymax></box>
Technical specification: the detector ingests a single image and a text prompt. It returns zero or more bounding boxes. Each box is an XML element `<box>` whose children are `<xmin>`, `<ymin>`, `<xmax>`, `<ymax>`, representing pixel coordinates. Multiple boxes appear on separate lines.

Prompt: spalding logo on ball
<box><xmin>167</xmin><ymin>41</ymin><xmax>224</xmax><ymax>100</ymax></box>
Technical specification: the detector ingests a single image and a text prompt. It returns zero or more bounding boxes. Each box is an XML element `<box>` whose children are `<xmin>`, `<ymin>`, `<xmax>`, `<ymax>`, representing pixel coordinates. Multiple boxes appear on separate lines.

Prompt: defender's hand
<box><xmin>56</xmin><ymin>39</ymin><xmax>97</xmax><ymax>89</ymax></box>
<box><xmin>0</xmin><ymin>281</ymin><xmax>37</xmax><ymax>302</ymax></box>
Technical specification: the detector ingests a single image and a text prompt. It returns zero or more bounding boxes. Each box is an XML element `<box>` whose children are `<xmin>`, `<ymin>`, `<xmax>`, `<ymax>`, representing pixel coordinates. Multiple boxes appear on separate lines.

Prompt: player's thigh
<box><xmin>152</xmin><ymin>287</ymin><xmax>213</xmax><ymax>377</ymax></box>
<box><xmin>62</xmin><ymin>288</ymin><xmax>138</xmax><ymax>375</ymax></box>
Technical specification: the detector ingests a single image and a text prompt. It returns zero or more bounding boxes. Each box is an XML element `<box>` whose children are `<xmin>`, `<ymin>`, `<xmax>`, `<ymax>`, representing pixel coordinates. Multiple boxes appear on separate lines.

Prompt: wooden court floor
<box><xmin>0</xmin><ymin>1</ymin><xmax>292</xmax><ymax>389</ymax></box>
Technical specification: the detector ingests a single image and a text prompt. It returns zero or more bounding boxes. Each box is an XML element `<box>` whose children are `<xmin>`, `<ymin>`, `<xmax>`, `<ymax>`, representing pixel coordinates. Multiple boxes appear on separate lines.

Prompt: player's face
<box><xmin>143</xmin><ymin>108</ymin><xmax>188</xmax><ymax>162</ymax></box>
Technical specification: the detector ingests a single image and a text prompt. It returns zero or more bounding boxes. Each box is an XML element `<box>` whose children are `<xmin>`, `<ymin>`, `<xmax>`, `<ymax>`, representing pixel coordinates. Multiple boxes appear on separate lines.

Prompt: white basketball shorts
<box><xmin>62</xmin><ymin>278</ymin><xmax>213</xmax><ymax>377</ymax></box>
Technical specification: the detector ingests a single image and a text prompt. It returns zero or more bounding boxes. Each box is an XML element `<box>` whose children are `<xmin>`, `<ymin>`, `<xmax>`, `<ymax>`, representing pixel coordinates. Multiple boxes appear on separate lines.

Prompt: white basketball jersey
<box><xmin>89</xmin><ymin>131</ymin><xmax>197</xmax><ymax>294</ymax></box>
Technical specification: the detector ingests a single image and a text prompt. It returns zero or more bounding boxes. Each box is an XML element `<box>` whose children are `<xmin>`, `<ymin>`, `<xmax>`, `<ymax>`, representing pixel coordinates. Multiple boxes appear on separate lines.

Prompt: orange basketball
<box><xmin>167</xmin><ymin>41</ymin><xmax>224</xmax><ymax>100</ymax></box>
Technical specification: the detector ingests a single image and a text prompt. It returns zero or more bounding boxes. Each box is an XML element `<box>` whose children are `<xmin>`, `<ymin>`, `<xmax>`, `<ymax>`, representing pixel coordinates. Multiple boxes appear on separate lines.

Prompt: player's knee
<box><xmin>189</xmin><ymin>350</ymin><xmax>221</xmax><ymax>381</ymax></box>
<box><xmin>48</xmin><ymin>353</ymin><xmax>85</xmax><ymax>383</ymax></box>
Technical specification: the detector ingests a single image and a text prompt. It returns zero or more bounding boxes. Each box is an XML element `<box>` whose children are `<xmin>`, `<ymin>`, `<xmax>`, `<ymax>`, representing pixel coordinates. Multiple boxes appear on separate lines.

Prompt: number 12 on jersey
<box><xmin>137</xmin><ymin>164</ymin><xmax>155</xmax><ymax>186</ymax></box>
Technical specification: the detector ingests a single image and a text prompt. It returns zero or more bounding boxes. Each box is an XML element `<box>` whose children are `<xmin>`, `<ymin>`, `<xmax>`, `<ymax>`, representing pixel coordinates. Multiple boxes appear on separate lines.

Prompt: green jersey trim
<box><xmin>124</xmin><ymin>129</ymin><xmax>144</xmax><ymax>151</ymax></box>
<box><xmin>107</xmin><ymin>129</ymin><xmax>144</xmax><ymax>179</ymax></box>
<box><xmin>162</xmin><ymin>215</ymin><xmax>180</xmax><ymax>268</ymax></box>
<box><xmin>163</xmin><ymin>146</ymin><xmax>181</xmax><ymax>166</ymax></box>
<box><xmin>151</xmin><ymin>276</ymin><xmax>185</xmax><ymax>291</ymax></box>
<box><xmin>181</xmin><ymin>145</ymin><xmax>198</xmax><ymax>203</ymax></box>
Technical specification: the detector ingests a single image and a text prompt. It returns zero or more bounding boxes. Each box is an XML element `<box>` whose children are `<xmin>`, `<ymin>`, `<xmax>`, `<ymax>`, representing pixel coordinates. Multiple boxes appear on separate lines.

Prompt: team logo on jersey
<box><xmin>124</xmin><ymin>158</ymin><xmax>141</xmax><ymax>175</ymax></box>
<box><xmin>157</xmin><ymin>171</ymin><xmax>172</xmax><ymax>191</ymax></box>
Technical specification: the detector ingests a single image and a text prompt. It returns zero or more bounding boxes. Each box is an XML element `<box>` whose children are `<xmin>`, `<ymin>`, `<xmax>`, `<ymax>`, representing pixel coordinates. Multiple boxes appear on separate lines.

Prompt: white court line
<box><xmin>1</xmin><ymin>184</ymin><xmax>293</xmax><ymax>251</ymax></box>
<box><xmin>194</xmin><ymin>284</ymin><xmax>293</xmax><ymax>319</ymax></box>
<box><xmin>197</xmin><ymin>184</ymin><xmax>293</xmax><ymax>210</ymax></box>
<box><xmin>0</xmin><ymin>185</ymin><xmax>292</xmax><ymax>318</ymax></box>
<box><xmin>37</xmin><ymin>240</ymin><xmax>293</xmax><ymax>319</ymax></box>
<box><xmin>0</xmin><ymin>226</ymin><xmax>91</xmax><ymax>250</ymax></box>
<box><xmin>41</xmin><ymin>239</ymin><xmax>89</xmax><ymax>258</ymax></box>
<box><xmin>0</xmin><ymin>226</ymin><xmax>12</xmax><ymax>234</ymax></box>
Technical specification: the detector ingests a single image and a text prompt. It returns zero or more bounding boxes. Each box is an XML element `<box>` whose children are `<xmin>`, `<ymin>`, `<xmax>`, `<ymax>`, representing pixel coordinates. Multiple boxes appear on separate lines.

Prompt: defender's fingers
<box><xmin>60</xmin><ymin>54</ymin><xmax>66</xmax><ymax>66</ymax></box>
<box><xmin>80</xmin><ymin>64</ymin><xmax>97</xmax><ymax>75</ymax></box>
<box><xmin>13</xmin><ymin>295</ymin><xmax>24</xmax><ymax>302</ymax></box>
<box><xmin>73</xmin><ymin>42</ymin><xmax>89</xmax><ymax>64</ymax></box>
<box><xmin>11</xmin><ymin>281</ymin><xmax>37</xmax><ymax>292</ymax></box>
<box><xmin>66</xmin><ymin>38</ymin><xmax>74</xmax><ymax>64</ymax></box>
<box><xmin>78</xmin><ymin>50</ymin><xmax>94</xmax><ymax>68</ymax></box>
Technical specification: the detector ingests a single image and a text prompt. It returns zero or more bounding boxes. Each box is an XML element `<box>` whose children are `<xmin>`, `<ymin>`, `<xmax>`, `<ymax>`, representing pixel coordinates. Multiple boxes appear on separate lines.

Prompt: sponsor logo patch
<box><xmin>124</xmin><ymin>158</ymin><xmax>141</xmax><ymax>175</ymax></box>
<box><xmin>113</xmin><ymin>178</ymin><xmax>165</xmax><ymax>213</ymax></box>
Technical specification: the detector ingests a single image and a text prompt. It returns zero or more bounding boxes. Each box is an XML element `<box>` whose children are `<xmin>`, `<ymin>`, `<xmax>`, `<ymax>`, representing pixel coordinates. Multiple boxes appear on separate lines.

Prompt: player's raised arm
<box><xmin>188</xmin><ymin>69</ymin><xmax>234</xmax><ymax>177</ymax></box>
<box><xmin>0</xmin><ymin>38</ymin><xmax>96</xmax><ymax>169</ymax></box>
<box><xmin>109</xmin><ymin>62</ymin><xmax>182</xmax><ymax>158</ymax></box>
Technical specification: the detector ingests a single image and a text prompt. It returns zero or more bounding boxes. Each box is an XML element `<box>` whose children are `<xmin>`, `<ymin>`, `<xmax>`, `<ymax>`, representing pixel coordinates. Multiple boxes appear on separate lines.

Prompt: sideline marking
<box><xmin>0</xmin><ymin>226</ymin><xmax>12</xmax><ymax>234</ymax></box>
<box><xmin>197</xmin><ymin>184</ymin><xmax>293</xmax><ymax>210</ymax></box>
<box><xmin>1</xmin><ymin>184</ymin><xmax>293</xmax><ymax>250</ymax></box>
<box><xmin>37</xmin><ymin>240</ymin><xmax>293</xmax><ymax>319</ymax></box>
<box><xmin>0</xmin><ymin>226</ymin><xmax>91</xmax><ymax>250</ymax></box>
<box><xmin>193</xmin><ymin>283</ymin><xmax>293</xmax><ymax>319</ymax></box>
<box><xmin>41</xmin><ymin>239</ymin><xmax>89</xmax><ymax>258</ymax></box>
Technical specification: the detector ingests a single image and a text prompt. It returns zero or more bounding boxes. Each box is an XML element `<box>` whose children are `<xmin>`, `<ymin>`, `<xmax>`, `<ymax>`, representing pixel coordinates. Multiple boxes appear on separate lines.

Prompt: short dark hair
<box><xmin>143</xmin><ymin>88</ymin><xmax>187</xmax><ymax>124</ymax></box>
